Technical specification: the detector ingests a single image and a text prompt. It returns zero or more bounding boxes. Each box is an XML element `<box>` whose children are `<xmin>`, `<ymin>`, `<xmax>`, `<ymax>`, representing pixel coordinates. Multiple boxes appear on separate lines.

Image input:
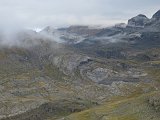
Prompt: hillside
<box><xmin>0</xmin><ymin>10</ymin><xmax>160</xmax><ymax>120</ymax></box>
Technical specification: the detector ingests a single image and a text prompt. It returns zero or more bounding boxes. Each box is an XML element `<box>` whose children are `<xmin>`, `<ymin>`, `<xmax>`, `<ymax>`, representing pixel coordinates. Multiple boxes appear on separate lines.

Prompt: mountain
<box><xmin>152</xmin><ymin>10</ymin><xmax>160</xmax><ymax>20</ymax></box>
<box><xmin>127</xmin><ymin>14</ymin><xmax>149</xmax><ymax>27</ymax></box>
<box><xmin>0</xmin><ymin>10</ymin><xmax>160</xmax><ymax>120</ymax></box>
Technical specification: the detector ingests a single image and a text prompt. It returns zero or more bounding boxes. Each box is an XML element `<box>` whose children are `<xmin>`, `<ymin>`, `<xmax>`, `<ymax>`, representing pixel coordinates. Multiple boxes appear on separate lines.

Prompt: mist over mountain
<box><xmin>0</xmin><ymin>4</ymin><xmax>160</xmax><ymax>120</ymax></box>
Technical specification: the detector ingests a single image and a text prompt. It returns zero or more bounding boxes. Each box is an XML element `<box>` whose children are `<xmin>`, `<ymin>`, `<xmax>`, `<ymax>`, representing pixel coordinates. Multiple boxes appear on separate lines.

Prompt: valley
<box><xmin>0</xmin><ymin>10</ymin><xmax>160</xmax><ymax>120</ymax></box>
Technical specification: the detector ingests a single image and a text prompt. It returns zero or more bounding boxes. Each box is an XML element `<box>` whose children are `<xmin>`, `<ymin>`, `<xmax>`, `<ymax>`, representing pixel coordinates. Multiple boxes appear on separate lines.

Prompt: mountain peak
<box><xmin>127</xmin><ymin>14</ymin><xmax>149</xmax><ymax>27</ymax></box>
<box><xmin>152</xmin><ymin>10</ymin><xmax>160</xmax><ymax>20</ymax></box>
<box><xmin>137</xmin><ymin>14</ymin><xmax>148</xmax><ymax>18</ymax></box>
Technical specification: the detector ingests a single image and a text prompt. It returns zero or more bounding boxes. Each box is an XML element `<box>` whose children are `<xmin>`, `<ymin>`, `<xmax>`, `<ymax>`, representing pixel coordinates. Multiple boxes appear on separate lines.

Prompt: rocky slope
<box><xmin>0</xmin><ymin>10</ymin><xmax>160</xmax><ymax>120</ymax></box>
<box><xmin>127</xmin><ymin>14</ymin><xmax>149</xmax><ymax>27</ymax></box>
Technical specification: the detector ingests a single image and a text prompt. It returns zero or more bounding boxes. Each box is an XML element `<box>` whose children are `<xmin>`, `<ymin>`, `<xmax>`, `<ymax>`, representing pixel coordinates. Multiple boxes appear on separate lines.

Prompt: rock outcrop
<box><xmin>127</xmin><ymin>14</ymin><xmax>149</xmax><ymax>27</ymax></box>
<box><xmin>152</xmin><ymin>10</ymin><xmax>160</xmax><ymax>20</ymax></box>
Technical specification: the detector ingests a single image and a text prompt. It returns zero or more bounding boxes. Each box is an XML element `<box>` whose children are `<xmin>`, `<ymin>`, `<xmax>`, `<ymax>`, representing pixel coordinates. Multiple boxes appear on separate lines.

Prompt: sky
<box><xmin>0</xmin><ymin>0</ymin><xmax>160</xmax><ymax>29</ymax></box>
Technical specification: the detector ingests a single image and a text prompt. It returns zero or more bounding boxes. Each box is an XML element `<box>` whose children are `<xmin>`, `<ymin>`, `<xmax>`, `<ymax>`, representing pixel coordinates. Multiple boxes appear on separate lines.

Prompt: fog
<box><xmin>0</xmin><ymin>0</ymin><xmax>159</xmax><ymax>47</ymax></box>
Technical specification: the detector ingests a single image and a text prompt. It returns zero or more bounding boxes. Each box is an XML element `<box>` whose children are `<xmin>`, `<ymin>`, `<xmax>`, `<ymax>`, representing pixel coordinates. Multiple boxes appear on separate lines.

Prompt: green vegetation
<box><xmin>64</xmin><ymin>91</ymin><xmax>160</xmax><ymax>120</ymax></box>
<box><xmin>44</xmin><ymin>64</ymin><xmax>69</xmax><ymax>81</ymax></box>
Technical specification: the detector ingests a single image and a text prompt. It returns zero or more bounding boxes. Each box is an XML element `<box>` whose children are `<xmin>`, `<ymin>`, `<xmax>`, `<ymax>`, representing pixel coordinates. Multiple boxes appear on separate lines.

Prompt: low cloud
<box><xmin>0</xmin><ymin>0</ymin><xmax>159</xmax><ymax>29</ymax></box>
<box><xmin>0</xmin><ymin>0</ymin><xmax>159</xmax><ymax>47</ymax></box>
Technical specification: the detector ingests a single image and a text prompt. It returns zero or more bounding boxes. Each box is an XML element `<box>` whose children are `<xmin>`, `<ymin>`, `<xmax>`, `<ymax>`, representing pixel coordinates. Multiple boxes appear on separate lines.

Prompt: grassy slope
<box><xmin>63</xmin><ymin>91</ymin><xmax>160</xmax><ymax>120</ymax></box>
<box><xmin>1</xmin><ymin>46</ymin><xmax>160</xmax><ymax>120</ymax></box>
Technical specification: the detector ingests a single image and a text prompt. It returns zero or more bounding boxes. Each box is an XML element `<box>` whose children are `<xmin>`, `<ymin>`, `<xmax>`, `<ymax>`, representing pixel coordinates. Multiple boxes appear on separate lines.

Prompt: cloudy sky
<box><xmin>0</xmin><ymin>0</ymin><xmax>160</xmax><ymax>29</ymax></box>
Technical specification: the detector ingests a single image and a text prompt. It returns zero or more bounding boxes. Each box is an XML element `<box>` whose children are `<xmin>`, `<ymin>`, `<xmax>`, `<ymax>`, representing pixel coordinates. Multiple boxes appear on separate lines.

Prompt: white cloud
<box><xmin>0</xmin><ymin>0</ymin><xmax>159</xmax><ymax>28</ymax></box>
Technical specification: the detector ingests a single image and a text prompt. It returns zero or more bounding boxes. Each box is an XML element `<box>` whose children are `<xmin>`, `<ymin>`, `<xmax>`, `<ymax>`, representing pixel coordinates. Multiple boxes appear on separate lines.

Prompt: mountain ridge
<box><xmin>0</xmin><ymin>10</ymin><xmax>160</xmax><ymax>120</ymax></box>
